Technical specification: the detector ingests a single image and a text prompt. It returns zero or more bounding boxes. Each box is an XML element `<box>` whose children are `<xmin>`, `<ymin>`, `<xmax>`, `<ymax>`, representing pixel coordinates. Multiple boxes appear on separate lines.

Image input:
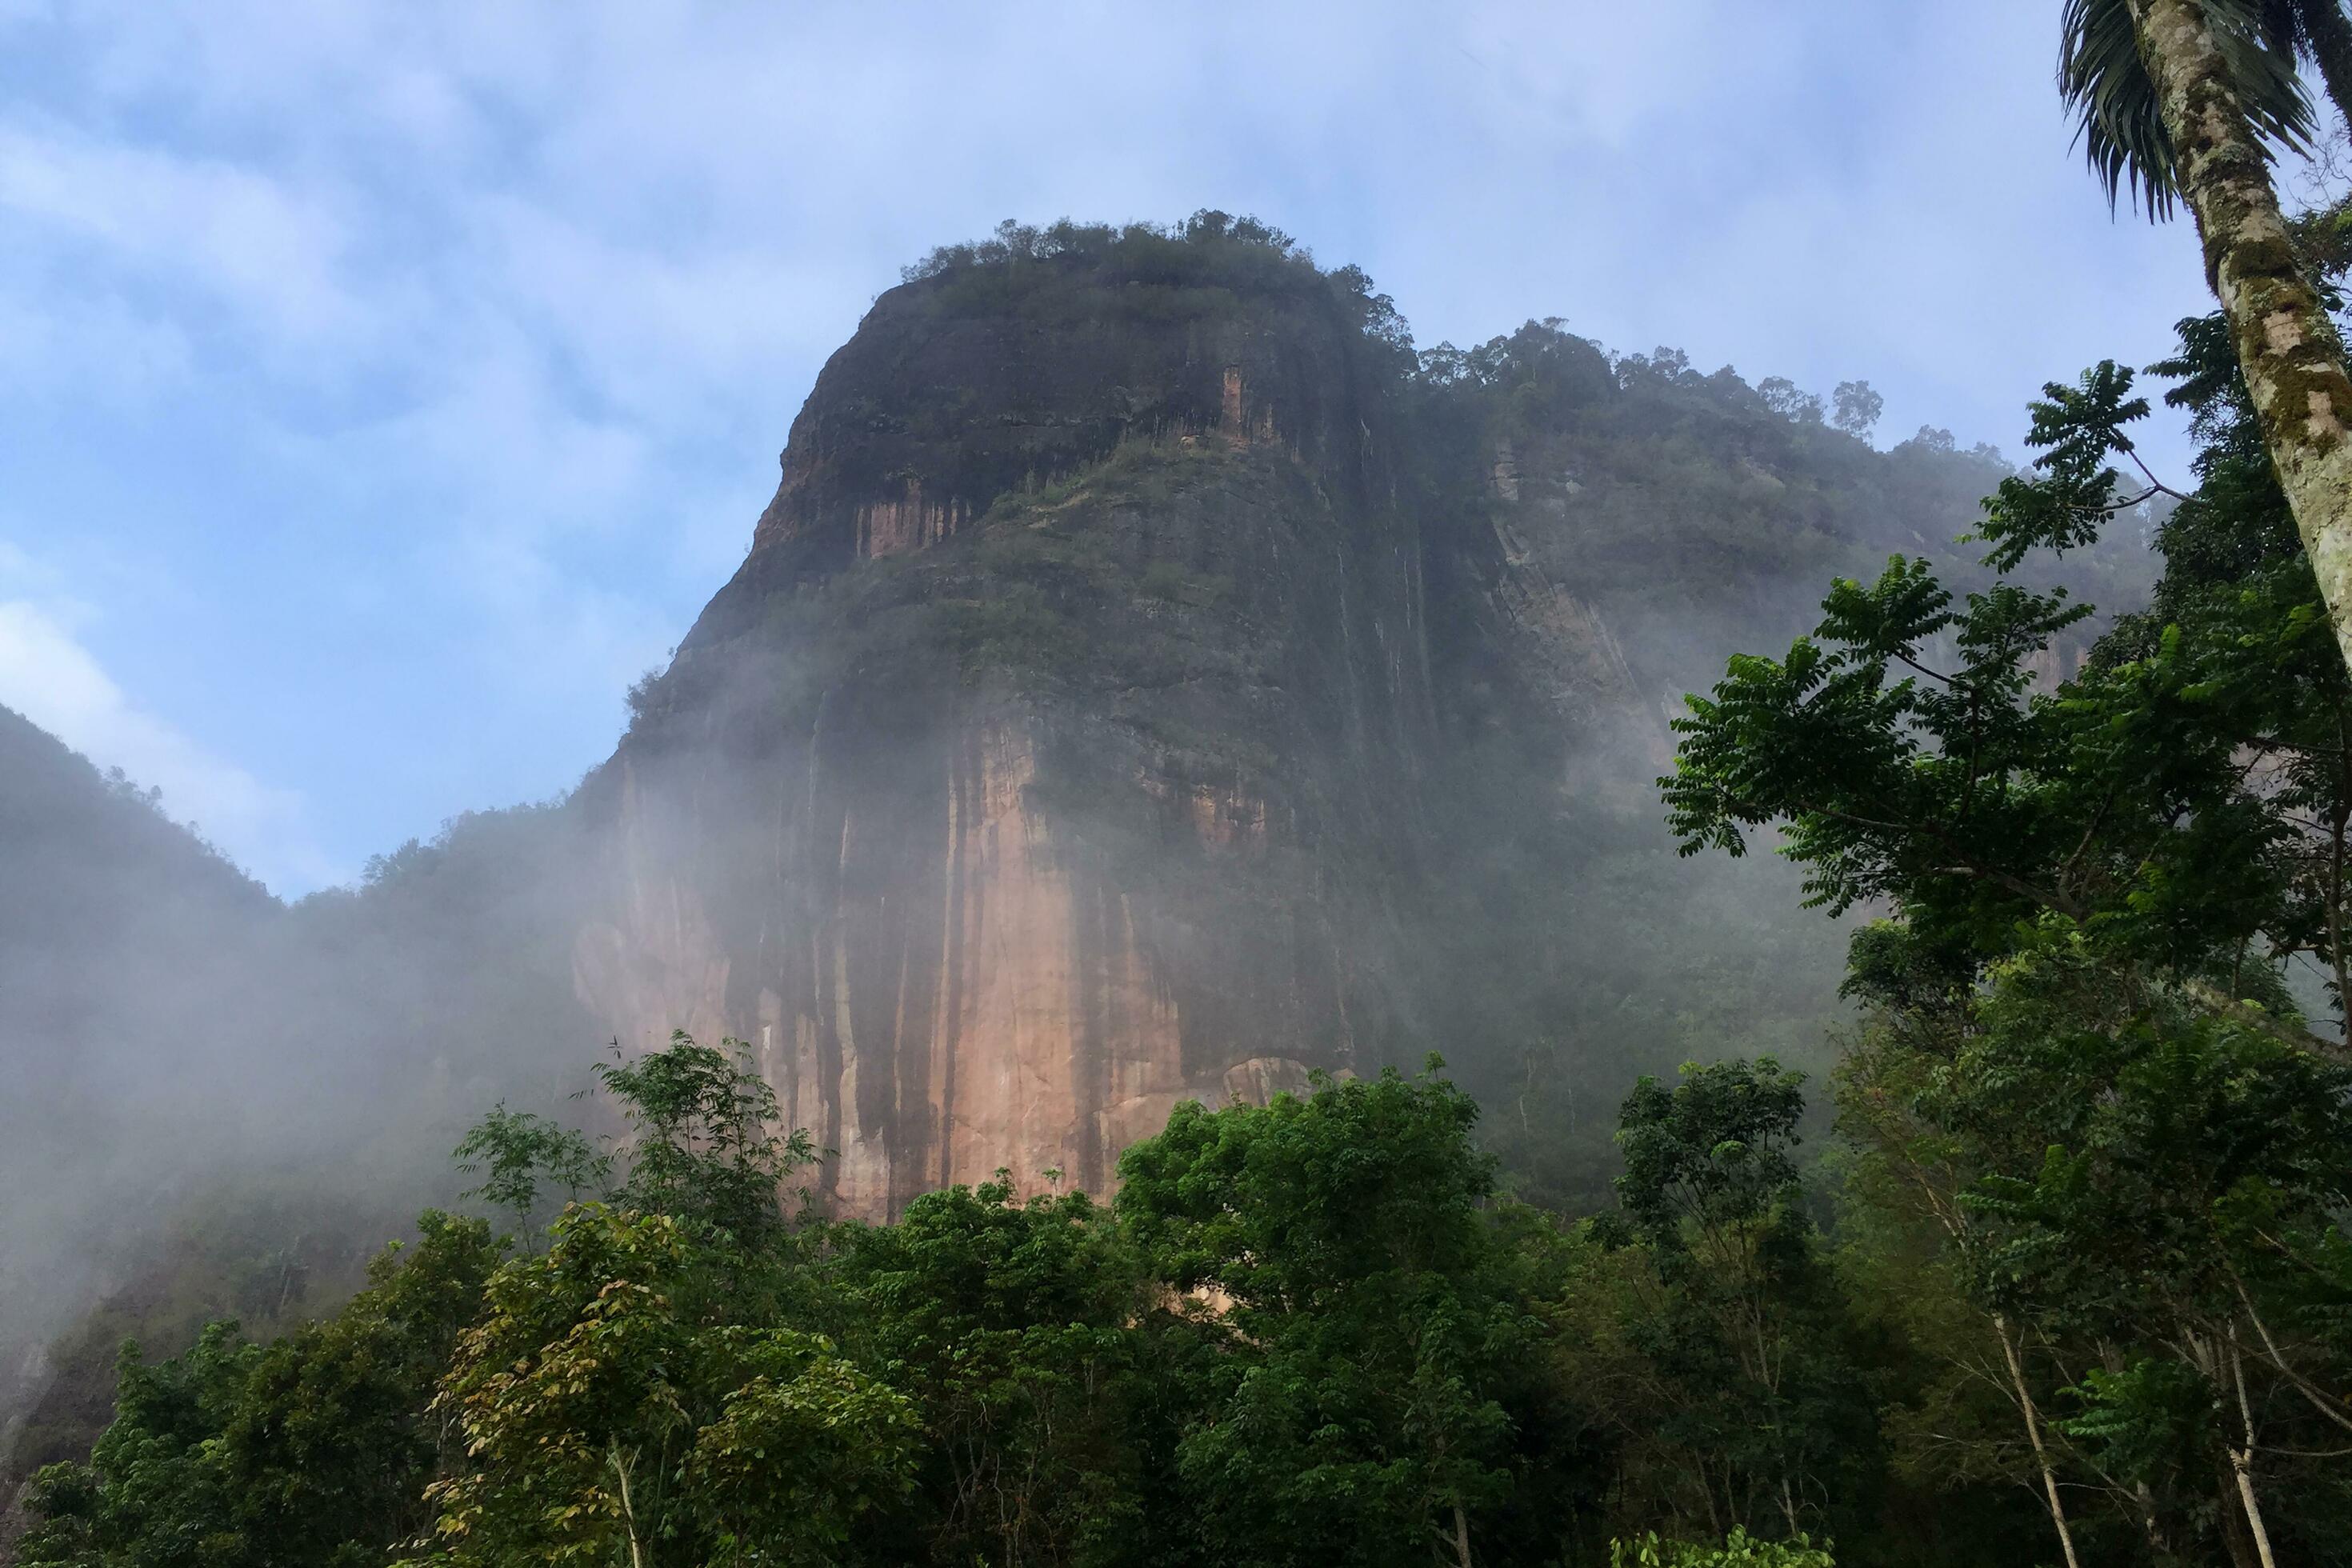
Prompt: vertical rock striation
<box><xmin>573</xmin><ymin>242</ymin><xmax>1438</xmax><ymax>1215</ymax></box>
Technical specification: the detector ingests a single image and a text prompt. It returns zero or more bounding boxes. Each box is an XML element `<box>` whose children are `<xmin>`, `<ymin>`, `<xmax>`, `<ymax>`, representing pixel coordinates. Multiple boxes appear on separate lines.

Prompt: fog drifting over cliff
<box><xmin>0</xmin><ymin>234</ymin><xmax>2158</xmax><ymax>1495</ymax></box>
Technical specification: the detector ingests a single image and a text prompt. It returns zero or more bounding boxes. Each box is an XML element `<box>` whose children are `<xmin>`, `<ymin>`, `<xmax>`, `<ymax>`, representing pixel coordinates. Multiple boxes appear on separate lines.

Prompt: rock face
<box><xmin>560</xmin><ymin>234</ymin><xmax>2155</xmax><ymax>1219</ymax></box>
<box><xmin>574</xmin><ymin>244</ymin><xmax>1443</xmax><ymax>1214</ymax></box>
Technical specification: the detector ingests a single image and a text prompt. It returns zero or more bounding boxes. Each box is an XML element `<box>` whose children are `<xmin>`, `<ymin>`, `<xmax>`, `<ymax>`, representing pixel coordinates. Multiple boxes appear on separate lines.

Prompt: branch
<box><xmin>2179</xmin><ymin>980</ymin><xmax>2348</xmax><ymax>1061</ymax></box>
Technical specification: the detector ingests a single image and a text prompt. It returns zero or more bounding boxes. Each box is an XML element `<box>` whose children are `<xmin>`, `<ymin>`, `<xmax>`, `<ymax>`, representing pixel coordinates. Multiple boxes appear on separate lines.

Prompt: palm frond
<box><xmin>2059</xmin><ymin>0</ymin><xmax>2315</xmax><ymax>220</ymax></box>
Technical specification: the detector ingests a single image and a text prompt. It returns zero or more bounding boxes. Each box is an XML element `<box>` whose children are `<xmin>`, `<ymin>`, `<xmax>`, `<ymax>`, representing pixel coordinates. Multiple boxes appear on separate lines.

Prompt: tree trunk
<box><xmin>1451</xmin><ymin>1502</ymin><xmax>1474</xmax><ymax>1568</ymax></box>
<box><xmin>2226</xmin><ymin>1333</ymin><xmax>2282</xmax><ymax>1568</ymax></box>
<box><xmin>1995</xmin><ymin>1315</ymin><xmax>2084</xmax><ymax>1568</ymax></box>
<box><xmin>2229</xmin><ymin>1449</ymin><xmax>2280</xmax><ymax>1568</ymax></box>
<box><xmin>2295</xmin><ymin>0</ymin><xmax>2352</xmax><ymax>130</ymax></box>
<box><xmin>610</xmin><ymin>1442</ymin><xmax>648</xmax><ymax>1568</ymax></box>
<box><xmin>2130</xmin><ymin>0</ymin><xmax>2352</xmax><ymax>675</ymax></box>
<box><xmin>2217</xmin><ymin>1458</ymin><xmax>2264</xmax><ymax>1568</ymax></box>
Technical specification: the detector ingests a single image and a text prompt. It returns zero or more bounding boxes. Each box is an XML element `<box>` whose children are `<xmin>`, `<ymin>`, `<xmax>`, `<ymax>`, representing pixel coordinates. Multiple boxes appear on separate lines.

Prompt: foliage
<box><xmin>1830</xmin><ymin>382</ymin><xmax>1882</xmax><ymax>442</ymax></box>
<box><xmin>20</xmin><ymin>1213</ymin><xmax>503</xmax><ymax>1568</ymax></box>
<box><xmin>1579</xmin><ymin>1061</ymin><xmax>1880</xmax><ymax>1544</ymax></box>
<box><xmin>898</xmin><ymin>211</ymin><xmax>1414</xmax><ymax>380</ymax></box>
<box><xmin>410</xmin><ymin>1205</ymin><xmax>918</xmax><ymax>1568</ymax></box>
<box><xmin>1670</xmin><ymin>306</ymin><xmax>2352</xmax><ymax>1561</ymax></box>
<box><xmin>820</xmin><ymin>1178</ymin><xmax>1157</xmax><ymax>1566</ymax></box>
<box><xmin>2057</xmin><ymin>0</ymin><xmax>2312</xmax><ymax>219</ymax></box>
<box><xmin>1611</xmin><ymin>1527</ymin><xmax>1838</xmax><ymax>1567</ymax></box>
<box><xmin>1662</xmin><ymin>318</ymin><xmax>2347</xmax><ymax>1034</ymax></box>
<box><xmin>590</xmin><ymin>1031</ymin><xmax>816</xmax><ymax>1241</ymax></box>
<box><xmin>451</xmin><ymin>1106</ymin><xmax>609</xmax><ymax>1238</ymax></box>
<box><xmin>1114</xmin><ymin>1062</ymin><xmax>1590</xmax><ymax>1568</ymax></box>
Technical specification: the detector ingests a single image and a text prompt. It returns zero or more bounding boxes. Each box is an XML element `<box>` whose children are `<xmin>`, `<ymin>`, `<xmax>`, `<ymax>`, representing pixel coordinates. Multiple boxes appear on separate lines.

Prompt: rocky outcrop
<box><xmin>575</xmin><ymin>245</ymin><xmax>1438</xmax><ymax>1215</ymax></box>
<box><xmin>561</xmin><ymin>240</ymin><xmax>2143</xmax><ymax>1220</ymax></box>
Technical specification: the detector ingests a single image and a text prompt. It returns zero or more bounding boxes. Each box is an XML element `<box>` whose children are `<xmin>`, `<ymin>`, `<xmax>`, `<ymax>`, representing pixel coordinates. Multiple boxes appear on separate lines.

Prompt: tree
<box><xmin>1927</xmin><ymin>946</ymin><xmax>2352</xmax><ymax>1566</ymax></box>
<box><xmin>2060</xmin><ymin>0</ymin><xmax>2352</xmax><ymax>674</ymax></box>
<box><xmin>1831</xmin><ymin>382</ymin><xmax>1882</xmax><ymax>442</ymax></box>
<box><xmin>449</xmin><ymin>1032</ymin><xmax>817</xmax><ymax>1249</ymax></box>
<box><xmin>1590</xmin><ymin>1060</ymin><xmax>1879</xmax><ymax>1543</ymax></box>
<box><xmin>1114</xmin><ymin>1062</ymin><xmax>1586</xmax><ymax>1568</ymax></box>
<box><xmin>410</xmin><ymin>1205</ymin><xmax>920</xmax><ymax>1568</ymax></box>
<box><xmin>594</xmin><ymin>1031</ymin><xmax>816</xmax><ymax>1242</ymax></box>
<box><xmin>1830</xmin><ymin>945</ymin><xmax>2094</xmax><ymax>1568</ymax></box>
<box><xmin>1758</xmin><ymin>378</ymin><xmax>1826</xmax><ymax>425</ymax></box>
<box><xmin>1610</xmin><ymin>1527</ymin><xmax>1836</xmax><ymax>1567</ymax></box>
<box><xmin>2060</xmin><ymin>0</ymin><xmax>2315</xmax><ymax>217</ymax></box>
<box><xmin>820</xmin><ymin>1177</ymin><xmax>1159</xmax><ymax>1566</ymax></box>
<box><xmin>452</xmin><ymin>1105</ymin><xmax>610</xmax><ymax>1241</ymax></box>
<box><xmin>1666</xmin><ymin>318</ymin><xmax>2352</xmax><ymax>1558</ymax></box>
<box><xmin>19</xmin><ymin>1213</ymin><xmax>506</xmax><ymax>1568</ymax></box>
<box><xmin>1662</xmin><ymin>341</ymin><xmax>2351</xmax><ymax>1050</ymax></box>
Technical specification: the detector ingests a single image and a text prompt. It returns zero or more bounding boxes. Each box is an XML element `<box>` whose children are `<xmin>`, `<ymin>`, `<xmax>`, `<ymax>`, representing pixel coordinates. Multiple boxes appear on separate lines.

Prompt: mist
<box><xmin>0</xmin><ymin>230</ymin><xmax>2160</xmax><ymax>1516</ymax></box>
<box><xmin>0</xmin><ymin>712</ymin><xmax>604</xmax><ymax>1470</ymax></box>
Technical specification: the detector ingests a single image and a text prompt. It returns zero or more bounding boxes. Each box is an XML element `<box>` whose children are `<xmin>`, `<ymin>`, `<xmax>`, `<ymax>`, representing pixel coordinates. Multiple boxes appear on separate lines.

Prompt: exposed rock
<box><xmin>578</xmin><ymin>246</ymin><xmax>1437</xmax><ymax>1214</ymax></box>
<box><xmin>563</xmin><ymin>242</ymin><xmax>2155</xmax><ymax>1219</ymax></box>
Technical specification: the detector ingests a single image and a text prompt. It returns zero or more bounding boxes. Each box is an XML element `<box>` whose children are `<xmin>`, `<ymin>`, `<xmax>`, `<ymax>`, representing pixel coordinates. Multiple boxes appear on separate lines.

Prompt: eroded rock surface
<box><xmin>577</xmin><ymin>250</ymin><xmax>1439</xmax><ymax>1214</ymax></box>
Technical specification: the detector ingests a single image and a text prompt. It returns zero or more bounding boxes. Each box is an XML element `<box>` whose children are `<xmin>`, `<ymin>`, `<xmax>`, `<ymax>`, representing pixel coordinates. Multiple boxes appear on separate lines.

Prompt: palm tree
<box><xmin>2061</xmin><ymin>0</ymin><xmax>2313</xmax><ymax>216</ymax></box>
<box><xmin>2058</xmin><ymin>0</ymin><xmax>2352</xmax><ymax>677</ymax></box>
<box><xmin>2262</xmin><ymin>0</ymin><xmax>2352</xmax><ymax>130</ymax></box>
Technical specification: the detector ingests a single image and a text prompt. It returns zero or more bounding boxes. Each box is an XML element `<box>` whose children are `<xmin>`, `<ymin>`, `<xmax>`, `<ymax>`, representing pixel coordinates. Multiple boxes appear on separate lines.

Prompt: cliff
<box><xmin>557</xmin><ymin>222</ymin><xmax>2123</xmax><ymax>1216</ymax></box>
<box><xmin>572</xmin><ymin>233</ymin><xmax>1447</xmax><ymax>1213</ymax></box>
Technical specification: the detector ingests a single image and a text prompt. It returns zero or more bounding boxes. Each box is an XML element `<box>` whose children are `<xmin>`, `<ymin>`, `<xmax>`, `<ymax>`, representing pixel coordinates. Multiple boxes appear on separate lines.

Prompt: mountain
<box><xmin>2</xmin><ymin>218</ymin><xmax>2156</xmax><ymax>1516</ymax></box>
<box><xmin>0</xmin><ymin>711</ymin><xmax>594</xmax><ymax>1498</ymax></box>
<box><xmin>554</xmin><ymin>217</ymin><xmax>2149</xmax><ymax>1215</ymax></box>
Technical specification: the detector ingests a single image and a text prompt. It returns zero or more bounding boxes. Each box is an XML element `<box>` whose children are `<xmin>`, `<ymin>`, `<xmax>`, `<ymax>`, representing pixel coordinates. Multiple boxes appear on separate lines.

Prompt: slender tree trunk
<box><xmin>2227</xmin><ymin>1334</ymin><xmax>2282</xmax><ymax>1568</ymax></box>
<box><xmin>1995</xmin><ymin>1315</ymin><xmax>2084</xmax><ymax>1568</ymax></box>
<box><xmin>610</xmin><ymin>1442</ymin><xmax>647</xmax><ymax>1568</ymax></box>
<box><xmin>2296</xmin><ymin>0</ymin><xmax>2352</xmax><ymax>130</ymax></box>
<box><xmin>2130</xmin><ymin>0</ymin><xmax>2352</xmax><ymax>675</ymax></box>
<box><xmin>2228</xmin><ymin>1450</ymin><xmax>2279</xmax><ymax>1568</ymax></box>
<box><xmin>1452</xmin><ymin>1502</ymin><xmax>1474</xmax><ymax>1568</ymax></box>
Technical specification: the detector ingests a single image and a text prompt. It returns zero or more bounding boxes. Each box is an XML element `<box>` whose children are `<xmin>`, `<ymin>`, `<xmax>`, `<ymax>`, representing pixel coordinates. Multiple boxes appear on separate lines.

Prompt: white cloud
<box><xmin>0</xmin><ymin>595</ymin><xmax>335</xmax><ymax>894</ymax></box>
<box><xmin>0</xmin><ymin>123</ymin><xmax>363</xmax><ymax>349</ymax></box>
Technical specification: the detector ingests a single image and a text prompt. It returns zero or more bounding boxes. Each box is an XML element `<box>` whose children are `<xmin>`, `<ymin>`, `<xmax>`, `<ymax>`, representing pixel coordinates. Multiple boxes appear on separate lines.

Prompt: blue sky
<box><xmin>0</xmin><ymin>0</ymin><xmax>2238</xmax><ymax>894</ymax></box>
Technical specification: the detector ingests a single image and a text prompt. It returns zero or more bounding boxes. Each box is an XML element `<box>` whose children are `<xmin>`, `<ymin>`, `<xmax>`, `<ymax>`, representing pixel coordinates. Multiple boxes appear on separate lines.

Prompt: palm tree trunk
<box><xmin>2130</xmin><ymin>0</ymin><xmax>2352</xmax><ymax>674</ymax></box>
<box><xmin>2294</xmin><ymin>0</ymin><xmax>2352</xmax><ymax>130</ymax></box>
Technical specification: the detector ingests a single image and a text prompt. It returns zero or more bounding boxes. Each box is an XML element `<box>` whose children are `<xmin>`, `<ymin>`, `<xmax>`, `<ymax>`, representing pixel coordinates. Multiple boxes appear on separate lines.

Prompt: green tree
<box><xmin>1114</xmin><ymin>1062</ymin><xmax>1584</xmax><ymax>1568</ymax></box>
<box><xmin>1662</xmin><ymin>344</ymin><xmax>2347</xmax><ymax>1049</ymax></box>
<box><xmin>1610</xmin><ymin>1526</ymin><xmax>1836</xmax><ymax>1567</ymax></box>
<box><xmin>20</xmin><ymin>1213</ymin><xmax>505</xmax><ymax>1568</ymax></box>
<box><xmin>452</xmin><ymin>1105</ymin><xmax>610</xmax><ymax>1241</ymax></box>
<box><xmin>410</xmin><ymin>1205</ymin><xmax>919</xmax><ymax>1567</ymax></box>
<box><xmin>1590</xmin><ymin>1060</ymin><xmax>1879</xmax><ymax>1544</ymax></box>
<box><xmin>1830</xmin><ymin>942</ymin><xmax>2096</xmax><ymax>1568</ymax></box>
<box><xmin>822</xmin><ymin>1177</ymin><xmax>1158</xmax><ymax>1566</ymax></box>
<box><xmin>1831</xmin><ymin>382</ymin><xmax>1882</xmax><ymax>442</ymax></box>
<box><xmin>594</xmin><ymin>1031</ymin><xmax>815</xmax><ymax>1243</ymax></box>
<box><xmin>1667</xmin><ymin>311</ymin><xmax>2352</xmax><ymax>1561</ymax></box>
<box><xmin>1939</xmin><ymin>951</ymin><xmax>2352</xmax><ymax>1568</ymax></box>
